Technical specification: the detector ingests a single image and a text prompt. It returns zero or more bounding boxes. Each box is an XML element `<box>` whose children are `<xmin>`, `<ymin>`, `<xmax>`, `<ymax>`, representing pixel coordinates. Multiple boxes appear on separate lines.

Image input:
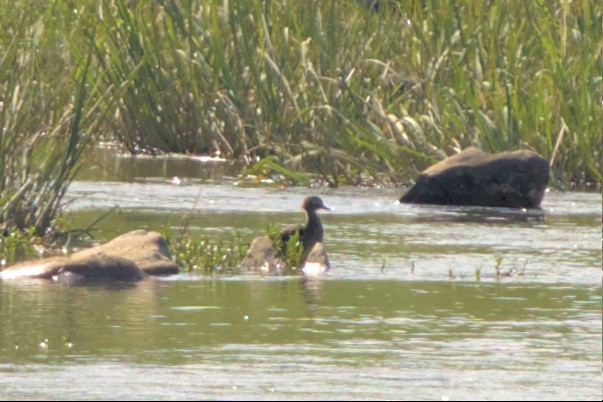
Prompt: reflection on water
<box><xmin>406</xmin><ymin>203</ymin><xmax>547</xmax><ymax>224</ymax></box>
<box><xmin>300</xmin><ymin>276</ymin><xmax>325</xmax><ymax>308</ymax></box>
<box><xmin>76</xmin><ymin>145</ymin><xmax>243</xmax><ymax>183</ymax></box>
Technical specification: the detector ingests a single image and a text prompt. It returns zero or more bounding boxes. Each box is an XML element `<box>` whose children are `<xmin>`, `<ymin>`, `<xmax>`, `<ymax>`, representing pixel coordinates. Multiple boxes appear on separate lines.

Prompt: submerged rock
<box><xmin>56</xmin><ymin>255</ymin><xmax>147</xmax><ymax>285</ymax></box>
<box><xmin>399</xmin><ymin>147</ymin><xmax>549</xmax><ymax>208</ymax></box>
<box><xmin>0</xmin><ymin>230</ymin><xmax>179</xmax><ymax>283</ymax></box>
<box><xmin>240</xmin><ymin>236</ymin><xmax>285</xmax><ymax>274</ymax></box>
<box><xmin>0</xmin><ymin>256</ymin><xmax>72</xmax><ymax>281</ymax></box>
<box><xmin>301</xmin><ymin>242</ymin><xmax>330</xmax><ymax>276</ymax></box>
<box><xmin>240</xmin><ymin>235</ymin><xmax>330</xmax><ymax>275</ymax></box>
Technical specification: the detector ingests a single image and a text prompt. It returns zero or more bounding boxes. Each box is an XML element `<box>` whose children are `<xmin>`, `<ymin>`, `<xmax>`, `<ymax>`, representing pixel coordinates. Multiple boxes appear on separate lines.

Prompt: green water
<box><xmin>0</xmin><ymin>154</ymin><xmax>600</xmax><ymax>400</ymax></box>
<box><xmin>0</xmin><ymin>279</ymin><xmax>600</xmax><ymax>400</ymax></box>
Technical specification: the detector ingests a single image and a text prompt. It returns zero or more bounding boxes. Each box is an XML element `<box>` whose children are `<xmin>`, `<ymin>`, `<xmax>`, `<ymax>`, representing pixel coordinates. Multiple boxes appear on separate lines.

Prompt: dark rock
<box><xmin>0</xmin><ymin>230</ymin><xmax>179</xmax><ymax>283</ymax></box>
<box><xmin>399</xmin><ymin>147</ymin><xmax>549</xmax><ymax>208</ymax></box>
<box><xmin>60</xmin><ymin>255</ymin><xmax>147</xmax><ymax>282</ymax></box>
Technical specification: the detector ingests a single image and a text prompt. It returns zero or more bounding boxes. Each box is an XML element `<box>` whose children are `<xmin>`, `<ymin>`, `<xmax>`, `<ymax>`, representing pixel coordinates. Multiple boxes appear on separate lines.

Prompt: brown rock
<box><xmin>399</xmin><ymin>147</ymin><xmax>549</xmax><ymax>208</ymax></box>
<box><xmin>301</xmin><ymin>242</ymin><xmax>330</xmax><ymax>275</ymax></box>
<box><xmin>240</xmin><ymin>236</ymin><xmax>286</xmax><ymax>274</ymax></box>
<box><xmin>72</xmin><ymin>230</ymin><xmax>179</xmax><ymax>276</ymax></box>
<box><xmin>240</xmin><ymin>236</ymin><xmax>330</xmax><ymax>275</ymax></box>
<box><xmin>61</xmin><ymin>254</ymin><xmax>147</xmax><ymax>281</ymax></box>
<box><xmin>0</xmin><ymin>230</ymin><xmax>179</xmax><ymax>283</ymax></box>
<box><xmin>0</xmin><ymin>256</ymin><xmax>71</xmax><ymax>280</ymax></box>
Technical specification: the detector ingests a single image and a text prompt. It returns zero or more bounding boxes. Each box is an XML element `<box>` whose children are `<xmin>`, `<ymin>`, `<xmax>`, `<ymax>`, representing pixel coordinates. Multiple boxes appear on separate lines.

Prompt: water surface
<box><xmin>0</xmin><ymin>155</ymin><xmax>600</xmax><ymax>400</ymax></box>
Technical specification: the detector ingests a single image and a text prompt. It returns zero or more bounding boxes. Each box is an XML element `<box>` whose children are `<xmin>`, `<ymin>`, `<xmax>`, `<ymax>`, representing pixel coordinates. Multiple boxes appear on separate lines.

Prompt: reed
<box><xmin>83</xmin><ymin>0</ymin><xmax>600</xmax><ymax>186</ymax></box>
<box><xmin>1</xmin><ymin>2</ymin><xmax>91</xmax><ymax>235</ymax></box>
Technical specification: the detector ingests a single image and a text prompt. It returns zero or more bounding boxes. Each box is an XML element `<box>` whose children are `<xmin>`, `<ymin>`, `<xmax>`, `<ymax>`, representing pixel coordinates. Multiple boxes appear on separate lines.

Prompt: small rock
<box><xmin>240</xmin><ymin>236</ymin><xmax>330</xmax><ymax>275</ymax></box>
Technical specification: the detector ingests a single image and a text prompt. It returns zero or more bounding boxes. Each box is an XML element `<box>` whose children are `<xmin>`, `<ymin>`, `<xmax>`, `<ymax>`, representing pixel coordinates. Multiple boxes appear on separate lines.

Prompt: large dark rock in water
<box><xmin>0</xmin><ymin>230</ymin><xmax>179</xmax><ymax>283</ymax></box>
<box><xmin>399</xmin><ymin>147</ymin><xmax>549</xmax><ymax>208</ymax></box>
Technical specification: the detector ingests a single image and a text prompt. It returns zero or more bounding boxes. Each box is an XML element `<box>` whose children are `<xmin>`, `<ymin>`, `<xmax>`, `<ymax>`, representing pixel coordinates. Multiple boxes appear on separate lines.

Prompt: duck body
<box><xmin>280</xmin><ymin>196</ymin><xmax>329</xmax><ymax>258</ymax></box>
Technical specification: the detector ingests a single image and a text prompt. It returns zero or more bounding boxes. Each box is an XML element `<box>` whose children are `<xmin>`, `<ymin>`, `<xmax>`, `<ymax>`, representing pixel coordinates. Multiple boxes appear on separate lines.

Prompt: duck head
<box><xmin>301</xmin><ymin>196</ymin><xmax>330</xmax><ymax>212</ymax></box>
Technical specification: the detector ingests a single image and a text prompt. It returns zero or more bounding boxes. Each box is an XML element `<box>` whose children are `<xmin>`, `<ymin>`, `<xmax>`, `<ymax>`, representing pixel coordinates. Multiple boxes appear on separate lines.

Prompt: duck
<box><xmin>280</xmin><ymin>196</ymin><xmax>330</xmax><ymax>259</ymax></box>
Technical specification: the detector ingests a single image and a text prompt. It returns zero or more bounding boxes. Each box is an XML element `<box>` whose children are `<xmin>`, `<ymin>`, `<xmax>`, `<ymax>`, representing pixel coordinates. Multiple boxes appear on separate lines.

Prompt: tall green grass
<box><xmin>1</xmin><ymin>0</ymin><xmax>601</xmax><ymax>239</ymax></box>
<box><xmin>0</xmin><ymin>1</ymin><xmax>115</xmax><ymax>235</ymax></box>
<box><xmin>82</xmin><ymin>0</ymin><xmax>600</xmax><ymax>186</ymax></box>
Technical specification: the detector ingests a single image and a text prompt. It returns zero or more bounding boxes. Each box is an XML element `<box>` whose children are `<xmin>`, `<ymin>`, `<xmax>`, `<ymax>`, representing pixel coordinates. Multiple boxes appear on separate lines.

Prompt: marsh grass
<box><xmin>103</xmin><ymin>0</ymin><xmax>600</xmax><ymax>187</ymax></box>
<box><xmin>42</xmin><ymin>0</ymin><xmax>600</xmax><ymax>187</ymax></box>
<box><xmin>0</xmin><ymin>1</ymin><xmax>117</xmax><ymax>235</ymax></box>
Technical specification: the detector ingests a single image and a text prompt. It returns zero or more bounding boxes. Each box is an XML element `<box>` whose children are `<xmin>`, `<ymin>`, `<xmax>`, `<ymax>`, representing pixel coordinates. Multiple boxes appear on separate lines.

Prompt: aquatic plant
<box><xmin>494</xmin><ymin>254</ymin><xmax>504</xmax><ymax>279</ymax></box>
<box><xmin>169</xmin><ymin>232</ymin><xmax>248</xmax><ymax>274</ymax></box>
<box><xmin>243</xmin><ymin>156</ymin><xmax>312</xmax><ymax>186</ymax></box>
<box><xmin>474</xmin><ymin>265</ymin><xmax>482</xmax><ymax>281</ymax></box>
<box><xmin>0</xmin><ymin>227</ymin><xmax>37</xmax><ymax>268</ymax></box>
<box><xmin>266</xmin><ymin>222</ymin><xmax>305</xmax><ymax>271</ymax></box>
<box><xmin>168</xmin><ymin>223</ymin><xmax>304</xmax><ymax>275</ymax></box>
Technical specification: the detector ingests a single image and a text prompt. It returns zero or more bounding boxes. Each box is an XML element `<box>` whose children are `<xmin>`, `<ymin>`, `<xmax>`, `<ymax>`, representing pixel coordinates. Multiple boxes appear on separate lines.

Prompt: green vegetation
<box><xmin>168</xmin><ymin>223</ymin><xmax>305</xmax><ymax>274</ymax></box>
<box><xmin>0</xmin><ymin>1</ymin><xmax>116</xmax><ymax>236</ymax></box>
<box><xmin>169</xmin><ymin>232</ymin><xmax>248</xmax><ymax>274</ymax></box>
<box><xmin>83</xmin><ymin>0</ymin><xmax>601</xmax><ymax>187</ymax></box>
<box><xmin>1</xmin><ymin>0</ymin><xmax>601</xmax><ymax>239</ymax></box>
<box><xmin>491</xmin><ymin>255</ymin><xmax>529</xmax><ymax>279</ymax></box>
<box><xmin>0</xmin><ymin>228</ymin><xmax>37</xmax><ymax>267</ymax></box>
<box><xmin>494</xmin><ymin>254</ymin><xmax>504</xmax><ymax>279</ymax></box>
<box><xmin>266</xmin><ymin>223</ymin><xmax>305</xmax><ymax>270</ymax></box>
